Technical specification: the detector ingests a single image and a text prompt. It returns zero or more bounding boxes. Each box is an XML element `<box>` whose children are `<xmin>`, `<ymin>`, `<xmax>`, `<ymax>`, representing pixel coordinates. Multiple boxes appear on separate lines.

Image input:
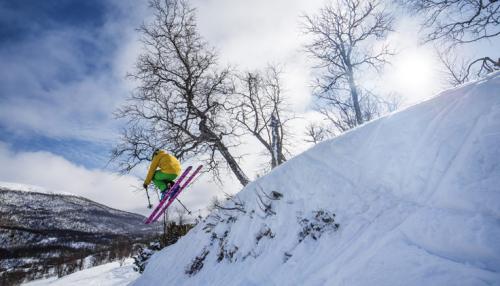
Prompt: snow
<box><xmin>0</xmin><ymin>182</ymin><xmax>156</xmax><ymax>236</ymax></box>
<box><xmin>39</xmin><ymin>238</ymin><xmax>58</xmax><ymax>244</ymax></box>
<box><xmin>0</xmin><ymin>181</ymin><xmax>76</xmax><ymax>197</ymax></box>
<box><xmin>22</xmin><ymin>259</ymin><xmax>139</xmax><ymax>286</ymax></box>
<box><xmin>67</xmin><ymin>242</ymin><xmax>96</xmax><ymax>249</ymax></box>
<box><xmin>129</xmin><ymin>72</ymin><xmax>500</xmax><ymax>285</ymax></box>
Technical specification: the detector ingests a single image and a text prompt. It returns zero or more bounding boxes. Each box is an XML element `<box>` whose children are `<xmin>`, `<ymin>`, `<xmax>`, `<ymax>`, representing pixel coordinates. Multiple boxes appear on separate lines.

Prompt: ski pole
<box><xmin>175</xmin><ymin>198</ymin><xmax>192</xmax><ymax>215</ymax></box>
<box><xmin>173</xmin><ymin>172</ymin><xmax>203</xmax><ymax>215</ymax></box>
<box><xmin>144</xmin><ymin>186</ymin><xmax>153</xmax><ymax>209</ymax></box>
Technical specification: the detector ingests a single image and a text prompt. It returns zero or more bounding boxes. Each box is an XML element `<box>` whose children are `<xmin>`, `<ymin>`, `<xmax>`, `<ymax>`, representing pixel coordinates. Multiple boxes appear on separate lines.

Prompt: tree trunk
<box><xmin>270</xmin><ymin>115</ymin><xmax>279</xmax><ymax>169</ymax></box>
<box><xmin>199</xmin><ymin>117</ymin><xmax>250</xmax><ymax>186</ymax></box>
<box><xmin>348</xmin><ymin>71</ymin><xmax>363</xmax><ymax>125</ymax></box>
<box><xmin>215</xmin><ymin>140</ymin><xmax>250</xmax><ymax>186</ymax></box>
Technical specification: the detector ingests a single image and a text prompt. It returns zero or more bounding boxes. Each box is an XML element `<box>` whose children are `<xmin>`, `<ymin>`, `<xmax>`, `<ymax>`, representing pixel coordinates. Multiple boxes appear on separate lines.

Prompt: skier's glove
<box><xmin>143</xmin><ymin>183</ymin><xmax>148</xmax><ymax>189</ymax></box>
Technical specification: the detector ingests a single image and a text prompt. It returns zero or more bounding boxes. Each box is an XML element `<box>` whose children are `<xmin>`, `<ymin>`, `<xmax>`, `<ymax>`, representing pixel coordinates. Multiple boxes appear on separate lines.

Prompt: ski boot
<box><xmin>160</xmin><ymin>181</ymin><xmax>174</xmax><ymax>200</ymax></box>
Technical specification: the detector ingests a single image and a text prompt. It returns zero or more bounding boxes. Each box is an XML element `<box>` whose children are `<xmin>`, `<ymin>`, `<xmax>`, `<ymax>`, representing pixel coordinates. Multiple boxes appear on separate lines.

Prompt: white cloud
<box><xmin>0</xmin><ymin>142</ymin><xmax>233</xmax><ymax>217</ymax></box>
<box><xmin>0</xmin><ymin>142</ymin><xmax>141</xmax><ymax>212</ymax></box>
<box><xmin>193</xmin><ymin>0</ymin><xmax>324</xmax><ymax>111</ymax></box>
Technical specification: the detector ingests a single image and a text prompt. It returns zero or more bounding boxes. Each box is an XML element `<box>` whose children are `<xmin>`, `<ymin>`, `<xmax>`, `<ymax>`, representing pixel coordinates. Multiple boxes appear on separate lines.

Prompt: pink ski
<box><xmin>150</xmin><ymin>165</ymin><xmax>203</xmax><ymax>223</ymax></box>
<box><xmin>144</xmin><ymin>166</ymin><xmax>193</xmax><ymax>224</ymax></box>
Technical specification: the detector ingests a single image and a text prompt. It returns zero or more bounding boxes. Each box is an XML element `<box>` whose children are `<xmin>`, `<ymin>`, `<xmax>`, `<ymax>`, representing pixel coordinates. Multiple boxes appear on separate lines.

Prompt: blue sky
<box><xmin>0</xmin><ymin>0</ymin><xmax>142</xmax><ymax>169</ymax></box>
<box><xmin>0</xmin><ymin>1</ymin><xmax>107</xmax><ymax>39</ymax></box>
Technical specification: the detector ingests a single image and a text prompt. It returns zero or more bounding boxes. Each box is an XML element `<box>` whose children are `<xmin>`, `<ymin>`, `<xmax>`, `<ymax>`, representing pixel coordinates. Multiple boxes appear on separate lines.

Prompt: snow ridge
<box><xmin>133</xmin><ymin>72</ymin><xmax>500</xmax><ymax>286</ymax></box>
<box><xmin>0</xmin><ymin>181</ymin><xmax>76</xmax><ymax>197</ymax></box>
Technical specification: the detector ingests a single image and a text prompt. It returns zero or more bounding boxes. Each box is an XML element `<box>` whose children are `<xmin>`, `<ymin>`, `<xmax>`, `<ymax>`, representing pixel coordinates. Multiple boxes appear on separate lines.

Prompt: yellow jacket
<box><xmin>144</xmin><ymin>150</ymin><xmax>181</xmax><ymax>185</ymax></box>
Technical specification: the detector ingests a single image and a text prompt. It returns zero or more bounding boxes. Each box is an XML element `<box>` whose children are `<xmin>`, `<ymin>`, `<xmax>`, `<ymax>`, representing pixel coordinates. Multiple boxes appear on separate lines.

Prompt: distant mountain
<box><xmin>0</xmin><ymin>183</ymin><xmax>160</xmax><ymax>285</ymax></box>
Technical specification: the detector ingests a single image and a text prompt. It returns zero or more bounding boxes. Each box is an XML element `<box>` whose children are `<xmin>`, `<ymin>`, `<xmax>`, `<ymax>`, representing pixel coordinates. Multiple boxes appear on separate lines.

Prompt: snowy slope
<box><xmin>23</xmin><ymin>259</ymin><xmax>139</xmax><ymax>286</ymax></box>
<box><xmin>133</xmin><ymin>72</ymin><xmax>500</xmax><ymax>286</ymax></box>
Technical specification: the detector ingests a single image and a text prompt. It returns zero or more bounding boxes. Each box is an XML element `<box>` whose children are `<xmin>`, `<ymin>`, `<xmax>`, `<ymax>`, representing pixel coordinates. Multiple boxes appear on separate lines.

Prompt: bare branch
<box><xmin>437</xmin><ymin>48</ymin><xmax>500</xmax><ymax>86</ymax></box>
<box><xmin>399</xmin><ymin>0</ymin><xmax>500</xmax><ymax>45</ymax></box>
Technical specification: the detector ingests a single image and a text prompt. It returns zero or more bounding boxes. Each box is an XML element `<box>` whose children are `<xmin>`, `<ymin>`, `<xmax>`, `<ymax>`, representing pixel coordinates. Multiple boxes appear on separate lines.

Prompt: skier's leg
<box><xmin>161</xmin><ymin>181</ymin><xmax>174</xmax><ymax>200</ymax></box>
<box><xmin>169</xmin><ymin>183</ymin><xmax>181</xmax><ymax>197</ymax></box>
<box><xmin>162</xmin><ymin>174</ymin><xmax>178</xmax><ymax>199</ymax></box>
<box><xmin>152</xmin><ymin>171</ymin><xmax>168</xmax><ymax>191</ymax></box>
<box><xmin>152</xmin><ymin>171</ymin><xmax>178</xmax><ymax>199</ymax></box>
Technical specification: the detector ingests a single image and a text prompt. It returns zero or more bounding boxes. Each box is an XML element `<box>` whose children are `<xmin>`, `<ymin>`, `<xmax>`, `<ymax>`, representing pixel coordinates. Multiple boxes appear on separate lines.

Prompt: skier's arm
<box><xmin>144</xmin><ymin>155</ymin><xmax>160</xmax><ymax>186</ymax></box>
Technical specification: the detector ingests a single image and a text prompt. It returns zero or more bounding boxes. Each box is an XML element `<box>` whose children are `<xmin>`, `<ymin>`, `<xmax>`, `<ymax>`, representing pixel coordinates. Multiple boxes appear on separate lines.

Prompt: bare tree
<box><xmin>112</xmin><ymin>0</ymin><xmax>250</xmax><ymax>186</ymax></box>
<box><xmin>303</xmin><ymin>0</ymin><xmax>395</xmax><ymax>132</ymax></box>
<box><xmin>304</xmin><ymin>122</ymin><xmax>330</xmax><ymax>144</ymax></box>
<box><xmin>234</xmin><ymin>65</ymin><xmax>293</xmax><ymax>169</ymax></box>
<box><xmin>207</xmin><ymin>196</ymin><xmax>222</xmax><ymax>212</ymax></box>
<box><xmin>399</xmin><ymin>0</ymin><xmax>499</xmax><ymax>83</ymax></box>
<box><xmin>437</xmin><ymin>49</ymin><xmax>472</xmax><ymax>86</ymax></box>
<box><xmin>174</xmin><ymin>206</ymin><xmax>187</xmax><ymax>225</ymax></box>
<box><xmin>401</xmin><ymin>0</ymin><xmax>500</xmax><ymax>45</ymax></box>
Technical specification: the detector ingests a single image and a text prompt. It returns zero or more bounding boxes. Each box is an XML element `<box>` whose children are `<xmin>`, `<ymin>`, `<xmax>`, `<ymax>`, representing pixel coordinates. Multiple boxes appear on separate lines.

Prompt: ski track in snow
<box><xmin>129</xmin><ymin>73</ymin><xmax>500</xmax><ymax>285</ymax></box>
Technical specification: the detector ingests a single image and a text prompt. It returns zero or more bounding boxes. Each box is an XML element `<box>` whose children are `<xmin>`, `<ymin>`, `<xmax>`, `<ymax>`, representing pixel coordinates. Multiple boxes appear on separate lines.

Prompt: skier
<box><xmin>143</xmin><ymin>149</ymin><xmax>182</xmax><ymax>200</ymax></box>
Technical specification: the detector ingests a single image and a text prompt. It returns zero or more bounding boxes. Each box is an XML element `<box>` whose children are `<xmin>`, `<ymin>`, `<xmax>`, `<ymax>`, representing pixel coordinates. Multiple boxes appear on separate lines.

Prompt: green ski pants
<box><xmin>152</xmin><ymin>170</ymin><xmax>178</xmax><ymax>191</ymax></box>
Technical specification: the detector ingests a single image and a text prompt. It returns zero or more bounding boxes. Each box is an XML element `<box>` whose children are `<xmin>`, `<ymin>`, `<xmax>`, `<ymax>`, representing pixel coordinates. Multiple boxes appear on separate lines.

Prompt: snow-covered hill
<box><xmin>0</xmin><ymin>182</ymin><xmax>158</xmax><ymax>237</ymax></box>
<box><xmin>23</xmin><ymin>259</ymin><xmax>139</xmax><ymax>286</ymax></box>
<box><xmin>133</xmin><ymin>72</ymin><xmax>500</xmax><ymax>286</ymax></box>
<box><xmin>0</xmin><ymin>183</ymin><xmax>159</xmax><ymax>285</ymax></box>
